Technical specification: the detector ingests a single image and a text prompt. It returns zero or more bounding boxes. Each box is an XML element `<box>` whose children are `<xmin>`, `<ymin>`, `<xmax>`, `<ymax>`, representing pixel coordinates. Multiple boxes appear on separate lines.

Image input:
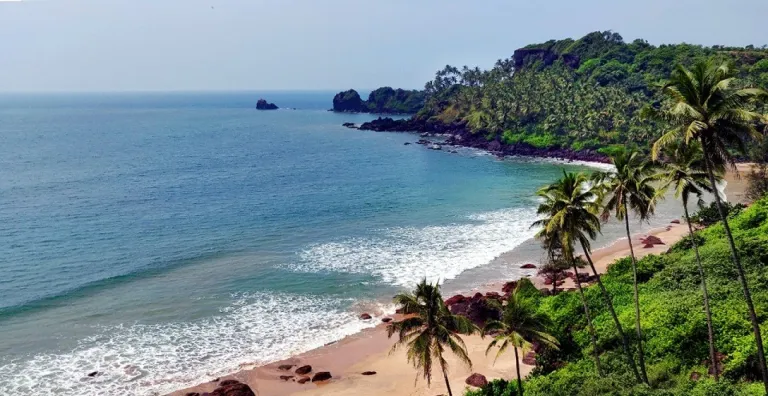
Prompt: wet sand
<box><xmin>172</xmin><ymin>166</ymin><xmax>751</xmax><ymax>396</ymax></box>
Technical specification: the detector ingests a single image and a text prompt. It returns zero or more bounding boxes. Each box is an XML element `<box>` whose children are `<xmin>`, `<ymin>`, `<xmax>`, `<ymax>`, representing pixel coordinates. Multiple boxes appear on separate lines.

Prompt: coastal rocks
<box><xmin>403</xmin><ymin>142</ymin><xmax>411</xmax><ymax>145</ymax></box>
<box><xmin>640</xmin><ymin>235</ymin><xmax>665</xmax><ymax>247</ymax></box>
<box><xmin>210</xmin><ymin>380</ymin><xmax>255</xmax><ymax>396</ymax></box>
<box><xmin>465</xmin><ymin>373</ymin><xmax>488</xmax><ymax>388</ymax></box>
<box><xmin>428</xmin><ymin>144</ymin><xmax>442</xmax><ymax>150</ymax></box>
<box><xmin>332</xmin><ymin>90</ymin><xmax>365</xmax><ymax>112</ymax></box>
<box><xmin>448</xmin><ymin>292</ymin><xmax>501</xmax><ymax>326</ymax></box>
<box><xmin>671</xmin><ymin>219</ymin><xmax>681</xmax><ymax>224</ymax></box>
<box><xmin>501</xmin><ymin>281</ymin><xmax>517</xmax><ymax>294</ymax></box>
<box><xmin>521</xmin><ymin>263</ymin><xmax>537</xmax><ymax>269</ymax></box>
<box><xmin>256</xmin><ymin>99</ymin><xmax>278</xmax><ymax>110</ymax></box>
<box><xmin>359</xmin><ymin>313</ymin><xmax>372</xmax><ymax>320</ymax></box>
<box><xmin>295</xmin><ymin>365</ymin><xmax>312</xmax><ymax>375</ymax></box>
<box><xmin>277</xmin><ymin>364</ymin><xmax>294</xmax><ymax>371</ymax></box>
<box><xmin>311</xmin><ymin>371</ymin><xmax>332</xmax><ymax>382</ymax></box>
<box><xmin>362</xmin><ymin>371</ymin><xmax>377</xmax><ymax>375</ymax></box>
<box><xmin>381</xmin><ymin>317</ymin><xmax>393</xmax><ymax>323</ymax></box>
<box><xmin>279</xmin><ymin>375</ymin><xmax>294</xmax><ymax>381</ymax></box>
<box><xmin>342</xmin><ymin>122</ymin><xmax>358</xmax><ymax>129</ymax></box>
<box><xmin>445</xmin><ymin>294</ymin><xmax>467</xmax><ymax>306</ymax></box>
<box><xmin>297</xmin><ymin>377</ymin><xmax>311</xmax><ymax>384</ymax></box>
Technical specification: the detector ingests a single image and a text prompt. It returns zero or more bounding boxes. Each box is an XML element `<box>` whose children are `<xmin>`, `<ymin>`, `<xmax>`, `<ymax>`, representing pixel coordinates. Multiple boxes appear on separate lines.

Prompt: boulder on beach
<box><xmin>445</xmin><ymin>294</ymin><xmax>467</xmax><ymax>306</ymax></box>
<box><xmin>643</xmin><ymin>243</ymin><xmax>655</xmax><ymax>249</ymax></box>
<box><xmin>501</xmin><ymin>281</ymin><xmax>517</xmax><ymax>294</ymax></box>
<box><xmin>521</xmin><ymin>263</ymin><xmax>537</xmax><ymax>269</ymax></box>
<box><xmin>295</xmin><ymin>365</ymin><xmax>312</xmax><ymax>375</ymax></box>
<box><xmin>362</xmin><ymin>371</ymin><xmax>377</xmax><ymax>376</ymax></box>
<box><xmin>256</xmin><ymin>99</ymin><xmax>278</xmax><ymax>110</ymax></box>
<box><xmin>297</xmin><ymin>377</ymin><xmax>311</xmax><ymax>384</ymax></box>
<box><xmin>277</xmin><ymin>364</ymin><xmax>293</xmax><ymax>371</ymax></box>
<box><xmin>381</xmin><ymin>317</ymin><xmax>393</xmax><ymax>323</ymax></box>
<box><xmin>279</xmin><ymin>375</ymin><xmax>294</xmax><ymax>381</ymax></box>
<box><xmin>641</xmin><ymin>235</ymin><xmax>664</xmax><ymax>245</ymax></box>
<box><xmin>311</xmin><ymin>371</ymin><xmax>332</xmax><ymax>382</ymax></box>
<box><xmin>360</xmin><ymin>313</ymin><xmax>372</xmax><ymax>320</ymax></box>
<box><xmin>671</xmin><ymin>219</ymin><xmax>681</xmax><ymax>224</ymax></box>
<box><xmin>465</xmin><ymin>373</ymin><xmax>488</xmax><ymax>387</ymax></box>
<box><xmin>210</xmin><ymin>380</ymin><xmax>255</xmax><ymax>396</ymax></box>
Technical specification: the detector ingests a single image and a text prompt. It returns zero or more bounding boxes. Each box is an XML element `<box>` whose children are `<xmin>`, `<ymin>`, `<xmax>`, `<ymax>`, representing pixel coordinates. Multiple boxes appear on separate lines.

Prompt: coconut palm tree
<box><xmin>386</xmin><ymin>279</ymin><xmax>478</xmax><ymax>396</ymax></box>
<box><xmin>532</xmin><ymin>171</ymin><xmax>641</xmax><ymax>382</ymax></box>
<box><xmin>658</xmin><ymin>140</ymin><xmax>723</xmax><ymax>380</ymax></box>
<box><xmin>592</xmin><ymin>150</ymin><xmax>661</xmax><ymax>384</ymax></box>
<box><xmin>534</xmin><ymin>221</ymin><xmax>602</xmax><ymax>376</ymax></box>
<box><xmin>649</xmin><ymin>59</ymin><xmax>768</xmax><ymax>391</ymax></box>
<box><xmin>483</xmin><ymin>282</ymin><xmax>559</xmax><ymax>395</ymax></box>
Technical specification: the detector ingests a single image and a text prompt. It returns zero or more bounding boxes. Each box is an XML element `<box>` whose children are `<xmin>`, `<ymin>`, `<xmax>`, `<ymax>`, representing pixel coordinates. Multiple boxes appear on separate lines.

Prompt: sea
<box><xmin>0</xmin><ymin>91</ymin><xmax>684</xmax><ymax>395</ymax></box>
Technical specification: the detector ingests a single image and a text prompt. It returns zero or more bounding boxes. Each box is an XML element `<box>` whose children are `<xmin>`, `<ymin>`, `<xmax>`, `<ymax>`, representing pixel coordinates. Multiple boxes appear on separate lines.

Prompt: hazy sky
<box><xmin>1</xmin><ymin>0</ymin><xmax>766</xmax><ymax>92</ymax></box>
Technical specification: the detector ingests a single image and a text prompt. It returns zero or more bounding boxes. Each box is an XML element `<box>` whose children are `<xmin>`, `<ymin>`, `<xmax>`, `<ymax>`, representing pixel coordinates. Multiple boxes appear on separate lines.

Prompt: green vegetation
<box><xmin>332</xmin><ymin>87</ymin><xmax>425</xmax><ymax>113</ymax></box>
<box><xmin>386</xmin><ymin>279</ymin><xmax>478</xmax><ymax>396</ymax></box>
<box><xmin>416</xmin><ymin>31</ymin><xmax>768</xmax><ymax>152</ymax></box>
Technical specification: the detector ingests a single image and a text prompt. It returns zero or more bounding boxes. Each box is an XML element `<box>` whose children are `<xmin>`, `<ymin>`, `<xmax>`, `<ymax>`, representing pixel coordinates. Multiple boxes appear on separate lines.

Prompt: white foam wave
<box><xmin>294</xmin><ymin>207</ymin><xmax>539</xmax><ymax>287</ymax></box>
<box><xmin>0</xmin><ymin>293</ymin><xmax>377</xmax><ymax>396</ymax></box>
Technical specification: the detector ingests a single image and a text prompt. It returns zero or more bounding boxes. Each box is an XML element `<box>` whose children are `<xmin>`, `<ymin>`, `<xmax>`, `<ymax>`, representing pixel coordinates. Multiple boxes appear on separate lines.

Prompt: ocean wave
<box><xmin>0</xmin><ymin>292</ymin><xmax>378</xmax><ymax>396</ymax></box>
<box><xmin>294</xmin><ymin>207</ymin><xmax>539</xmax><ymax>287</ymax></box>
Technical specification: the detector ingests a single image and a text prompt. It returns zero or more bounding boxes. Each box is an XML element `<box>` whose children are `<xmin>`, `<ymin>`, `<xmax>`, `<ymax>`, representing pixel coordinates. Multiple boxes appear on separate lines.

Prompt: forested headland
<box><xmin>350</xmin><ymin>31</ymin><xmax>768</xmax><ymax>161</ymax></box>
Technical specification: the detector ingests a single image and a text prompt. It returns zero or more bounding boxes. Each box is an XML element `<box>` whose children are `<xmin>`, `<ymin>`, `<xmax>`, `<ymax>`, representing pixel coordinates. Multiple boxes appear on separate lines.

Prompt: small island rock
<box><xmin>256</xmin><ymin>99</ymin><xmax>279</xmax><ymax>110</ymax></box>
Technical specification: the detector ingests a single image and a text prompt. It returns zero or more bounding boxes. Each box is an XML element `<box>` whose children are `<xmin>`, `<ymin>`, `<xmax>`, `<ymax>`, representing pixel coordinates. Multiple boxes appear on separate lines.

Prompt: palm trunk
<box><xmin>702</xmin><ymin>154</ymin><xmax>768</xmax><ymax>392</ymax></box>
<box><xmin>580</xmin><ymin>239</ymin><xmax>642</xmax><ymax>383</ymax></box>
<box><xmin>573</xmin><ymin>263</ymin><xmax>603</xmax><ymax>376</ymax></box>
<box><xmin>514</xmin><ymin>346</ymin><xmax>523</xmax><ymax>395</ymax></box>
<box><xmin>623</xmin><ymin>209</ymin><xmax>649</xmax><ymax>384</ymax></box>
<box><xmin>683</xmin><ymin>203</ymin><xmax>719</xmax><ymax>381</ymax></box>
<box><xmin>440</xmin><ymin>358</ymin><xmax>453</xmax><ymax>396</ymax></box>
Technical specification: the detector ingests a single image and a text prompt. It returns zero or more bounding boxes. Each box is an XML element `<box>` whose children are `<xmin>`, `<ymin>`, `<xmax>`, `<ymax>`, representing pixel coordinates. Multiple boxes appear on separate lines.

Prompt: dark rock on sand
<box><xmin>297</xmin><ymin>377</ymin><xmax>311</xmax><ymax>384</ymax></box>
<box><xmin>671</xmin><ymin>219</ymin><xmax>681</xmax><ymax>224</ymax></box>
<box><xmin>444</xmin><ymin>294</ymin><xmax>467</xmax><ymax>306</ymax></box>
<box><xmin>311</xmin><ymin>371</ymin><xmax>332</xmax><ymax>382</ymax></box>
<box><xmin>295</xmin><ymin>365</ymin><xmax>312</xmax><ymax>375</ymax></box>
<box><xmin>280</xmin><ymin>375</ymin><xmax>294</xmax><ymax>381</ymax></box>
<box><xmin>521</xmin><ymin>263</ymin><xmax>537</xmax><ymax>269</ymax></box>
<box><xmin>210</xmin><ymin>380</ymin><xmax>255</xmax><ymax>396</ymax></box>
<box><xmin>185</xmin><ymin>392</ymin><xmax>201</xmax><ymax>396</ymax></box>
<box><xmin>360</xmin><ymin>313</ymin><xmax>372</xmax><ymax>320</ymax></box>
<box><xmin>256</xmin><ymin>99</ymin><xmax>278</xmax><ymax>110</ymax></box>
<box><xmin>501</xmin><ymin>281</ymin><xmax>517</xmax><ymax>294</ymax></box>
<box><xmin>278</xmin><ymin>364</ymin><xmax>293</xmax><ymax>371</ymax></box>
<box><xmin>381</xmin><ymin>317</ymin><xmax>393</xmax><ymax>323</ymax></box>
<box><xmin>465</xmin><ymin>373</ymin><xmax>488</xmax><ymax>387</ymax></box>
<box><xmin>362</xmin><ymin>371</ymin><xmax>377</xmax><ymax>375</ymax></box>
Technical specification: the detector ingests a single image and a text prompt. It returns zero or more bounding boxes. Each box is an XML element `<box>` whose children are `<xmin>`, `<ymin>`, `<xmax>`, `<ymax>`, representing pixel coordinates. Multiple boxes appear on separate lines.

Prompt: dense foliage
<box><xmin>332</xmin><ymin>87</ymin><xmax>425</xmax><ymax>114</ymax></box>
<box><xmin>417</xmin><ymin>31</ymin><xmax>768</xmax><ymax>153</ymax></box>
<box><xmin>465</xmin><ymin>198</ymin><xmax>768</xmax><ymax>395</ymax></box>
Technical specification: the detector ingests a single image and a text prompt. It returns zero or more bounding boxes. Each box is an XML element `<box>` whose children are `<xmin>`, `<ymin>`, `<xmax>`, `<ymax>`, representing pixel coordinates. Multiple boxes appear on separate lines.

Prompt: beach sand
<box><xmin>171</xmin><ymin>166</ymin><xmax>752</xmax><ymax>396</ymax></box>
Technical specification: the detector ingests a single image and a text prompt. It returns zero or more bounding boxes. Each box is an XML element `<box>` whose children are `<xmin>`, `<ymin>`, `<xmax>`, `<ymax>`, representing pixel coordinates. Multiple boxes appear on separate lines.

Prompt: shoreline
<box><xmin>172</xmin><ymin>166</ymin><xmax>751</xmax><ymax>396</ymax></box>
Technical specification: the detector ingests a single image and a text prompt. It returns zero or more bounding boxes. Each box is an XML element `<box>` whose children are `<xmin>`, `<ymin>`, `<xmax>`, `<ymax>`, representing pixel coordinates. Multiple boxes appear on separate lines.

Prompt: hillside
<box><xmin>356</xmin><ymin>31</ymin><xmax>768</xmax><ymax>158</ymax></box>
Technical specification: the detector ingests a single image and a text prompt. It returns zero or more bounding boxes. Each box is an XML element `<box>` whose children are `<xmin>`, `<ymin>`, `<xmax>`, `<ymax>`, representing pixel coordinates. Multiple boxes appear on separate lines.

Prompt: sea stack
<box><xmin>256</xmin><ymin>99</ymin><xmax>279</xmax><ymax>110</ymax></box>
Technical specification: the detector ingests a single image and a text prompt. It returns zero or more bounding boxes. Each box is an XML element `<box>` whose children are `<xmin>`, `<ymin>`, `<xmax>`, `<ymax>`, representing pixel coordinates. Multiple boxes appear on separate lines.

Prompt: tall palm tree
<box><xmin>658</xmin><ymin>140</ymin><xmax>723</xmax><ymax>381</ymax></box>
<box><xmin>592</xmin><ymin>150</ymin><xmax>661</xmax><ymax>385</ymax></box>
<box><xmin>534</xmin><ymin>222</ymin><xmax>602</xmax><ymax>376</ymax></box>
<box><xmin>649</xmin><ymin>59</ymin><xmax>768</xmax><ymax>391</ymax></box>
<box><xmin>386</xmin><ymin>279</ymin><xmax>478</xmax><ymax>396</ymax></box>
<box><xmin>533</xmin><ymin>171</ymin><xmax>641</xmax><ymax>383</ymax></box>
<box><xmin>483</xmin><ymin>283</ymin><xmax>559</xmax><ymax>395</ymax></box>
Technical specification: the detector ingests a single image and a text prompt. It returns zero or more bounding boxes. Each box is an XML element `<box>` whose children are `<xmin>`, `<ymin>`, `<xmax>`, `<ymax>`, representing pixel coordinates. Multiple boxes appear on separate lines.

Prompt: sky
<box><xmin>0</xmin><ymin>0</ymin><xmax>766</xmax><ymax>92</ymax></box>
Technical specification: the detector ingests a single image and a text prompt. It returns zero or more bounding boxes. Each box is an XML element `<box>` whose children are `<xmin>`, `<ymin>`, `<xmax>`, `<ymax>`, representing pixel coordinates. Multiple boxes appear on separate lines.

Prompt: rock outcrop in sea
<box><xmin>354</xmin><ymin>117</ymin><xmax>611</xmax><ymax>163</ymax></box>
<box><xmin>256</xmin><ymin>99</ymin><xmax>278</xmax><ymax>110</ymax></box>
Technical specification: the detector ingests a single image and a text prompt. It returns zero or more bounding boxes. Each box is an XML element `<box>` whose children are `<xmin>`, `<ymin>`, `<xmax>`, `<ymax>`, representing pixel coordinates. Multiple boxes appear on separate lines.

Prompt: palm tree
<box><xmin>592</xmin><ymin>150</ymin><xmax>661</xmax><ymax>385</ymax></box>
<box><xmin>533</xmin><ymin>171</ymin><xmax>641</xmax><ymax>382</ymax></box>
<box><xmin>649</xmin><ymin>59</ymin><xmax>768</xmax><ymax>392</ymax></box>
<box><xmin>483</xmin><ymin>283</ymin><xmax>559</xmax><ymax>395</ymax></box>
<box><xmin>658</xmin><ymin>140</ymin><xmax>723</xmax><ymax>380</ymax></box>
<box><xmin>534</xmin><ymin>224</ymin><xmax>603</xmax><ymax>377</ymax></box>
<box><xmin>386</xmin><ymin>279</ymin><xmax>478</xmax><ymax>396</ymax></box>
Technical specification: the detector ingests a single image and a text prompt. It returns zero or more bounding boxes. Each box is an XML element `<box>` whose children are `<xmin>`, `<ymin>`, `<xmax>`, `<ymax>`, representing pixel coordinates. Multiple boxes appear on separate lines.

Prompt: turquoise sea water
<box><xmin>0</xmin><ymin>92</ymin><xmax>676</xmax><ymax>395</ymax></box>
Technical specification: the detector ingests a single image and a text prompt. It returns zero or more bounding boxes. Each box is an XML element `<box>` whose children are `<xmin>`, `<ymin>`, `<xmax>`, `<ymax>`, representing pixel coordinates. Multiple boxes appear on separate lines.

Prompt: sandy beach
<box><xmin>172</xmin><ymin>166</ymin><xmax>752</xmax><ymax>396</ymax></box>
